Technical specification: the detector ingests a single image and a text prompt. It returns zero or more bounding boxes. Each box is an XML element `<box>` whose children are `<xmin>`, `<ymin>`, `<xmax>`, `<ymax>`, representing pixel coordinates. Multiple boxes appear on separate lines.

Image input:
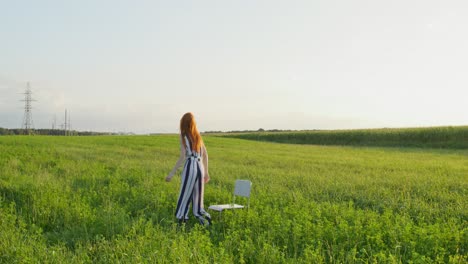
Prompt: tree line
<box><xmin>0</xmin><ymin>127</ymin><xmax>114</xmax><ymax>136</ymax></box>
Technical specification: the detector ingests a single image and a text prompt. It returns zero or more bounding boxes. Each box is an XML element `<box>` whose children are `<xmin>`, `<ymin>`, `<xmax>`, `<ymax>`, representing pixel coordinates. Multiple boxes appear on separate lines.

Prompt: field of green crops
<box><xmin>225</xmin><ymin>126</ymin><xmax>468</xmax><ymax>149</ymax></box>
<box><xmin>0</xmin><ymin>134</ymin><xmax>467</xmax><ymax>263</ymax></box>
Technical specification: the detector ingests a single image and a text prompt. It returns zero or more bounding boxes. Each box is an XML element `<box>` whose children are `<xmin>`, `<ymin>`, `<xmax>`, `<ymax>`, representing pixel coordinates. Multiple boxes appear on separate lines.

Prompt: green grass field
<box><xmin>0</xmin><ymin>134</ymin><xmax>467</xmax><ymax>263</ymax></box>
<box><xmin>224</xmin><ymin>126</ymin><xmax>468</xmax><ymax>149</ymax></box>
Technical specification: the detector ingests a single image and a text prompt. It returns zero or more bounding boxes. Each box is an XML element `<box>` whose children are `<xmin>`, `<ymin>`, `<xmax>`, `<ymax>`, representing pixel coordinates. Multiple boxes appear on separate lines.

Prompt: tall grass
<box><xmin>224</xmin><ymin>126</ymin><xmax>468</xmax><ymax>149</ymax></box>
<box><xmin>0</xmin><ymin>135</ymin><xmax>466</xmax><ymax>263</ymax></box>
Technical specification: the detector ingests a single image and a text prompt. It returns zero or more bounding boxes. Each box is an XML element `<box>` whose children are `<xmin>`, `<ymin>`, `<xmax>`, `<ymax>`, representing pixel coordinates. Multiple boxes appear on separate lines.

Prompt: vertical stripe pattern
<box><xmin>175</xmin><ymin>136</ymin><xmax>211</xmax><ymax>223</ymax></box>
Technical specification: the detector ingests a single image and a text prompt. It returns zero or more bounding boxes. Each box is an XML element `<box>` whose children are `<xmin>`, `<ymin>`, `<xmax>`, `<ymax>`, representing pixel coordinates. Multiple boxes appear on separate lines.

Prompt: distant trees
<box><xmin>0</xmin><ymin>127</ymin><xmax>14</xmax><ymax>135</ymax></box>
<box><xmin>0</xmin><ymin>128</ymin><xmax>115</xmax><ymax>136</ymax></box>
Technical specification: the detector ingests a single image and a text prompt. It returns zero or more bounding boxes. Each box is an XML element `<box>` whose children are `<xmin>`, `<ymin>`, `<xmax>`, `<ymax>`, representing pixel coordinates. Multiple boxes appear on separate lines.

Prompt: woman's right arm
<box><xmin>202</xmin><ymin>144</ymin><xmax>210</xmax><ymax>183</ymax></box>
<box><xmin>166</xmin><ymin>136</ymin><xmax>186</xmax><ymax>182</ymax></box>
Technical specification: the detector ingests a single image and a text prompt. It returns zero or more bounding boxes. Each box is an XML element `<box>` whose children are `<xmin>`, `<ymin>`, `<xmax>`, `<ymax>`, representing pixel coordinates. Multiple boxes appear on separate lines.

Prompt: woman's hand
<box><xmin>204</xmin><ymin>175</ymin><xmax>210</xmax><ymax>183</ymax></box>
<box><xmin>165</xmin><ymin>176</ymin><xmax>172</xmax><ymax>182</ymax></box>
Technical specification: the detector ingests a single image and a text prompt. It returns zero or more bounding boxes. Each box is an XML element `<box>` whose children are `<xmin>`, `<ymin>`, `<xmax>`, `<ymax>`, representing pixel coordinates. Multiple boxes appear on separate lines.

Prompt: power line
<box><xmin>62</xmin><ymin>109</ymin><xmax>73</xmax><ymax>136</ymax></box>
<box><xmin>52</xmin><ymin>114</ymin><xmax>57</xmax><ymax>130</ymax></box>
<box><xmin>21</xmin><ymin>82</ymin><xmax>35</xmax><ymax>135</ymax></box>
<box><xmin>64</xmin><ymin>109</ymin><xmax>68</xmax><ymax>136</ymax></box>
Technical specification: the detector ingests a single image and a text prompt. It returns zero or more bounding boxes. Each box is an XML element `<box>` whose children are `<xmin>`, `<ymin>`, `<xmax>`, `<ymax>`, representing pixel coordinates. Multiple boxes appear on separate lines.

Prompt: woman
<box><xmin>166</xmin><ymin>112</ymin><xmax>212</xmax><ymax>225</ymax></box>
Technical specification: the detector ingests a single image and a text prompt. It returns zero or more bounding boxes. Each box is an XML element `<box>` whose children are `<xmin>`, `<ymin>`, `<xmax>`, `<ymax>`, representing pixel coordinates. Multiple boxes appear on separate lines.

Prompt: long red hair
<box><xmin>180</xmin><ymin>112</ymin><xmax>203</xmax><ymax>152</ymax></box>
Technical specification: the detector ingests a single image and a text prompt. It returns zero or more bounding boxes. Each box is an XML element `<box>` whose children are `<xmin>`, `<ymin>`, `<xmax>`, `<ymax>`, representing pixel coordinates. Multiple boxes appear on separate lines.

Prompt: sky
<box><xmin>1</xmin><ymin>0</ymin><xmax>467</xmax><ymax>134</ymax></box>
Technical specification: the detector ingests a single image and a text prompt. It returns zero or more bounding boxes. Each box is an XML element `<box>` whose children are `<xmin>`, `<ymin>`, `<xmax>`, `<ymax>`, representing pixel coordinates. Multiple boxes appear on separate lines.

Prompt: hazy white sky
<box><xmin>1</xmin><ymin>0</ymin><xmax>467</xmax><ymax>133</ymax></box>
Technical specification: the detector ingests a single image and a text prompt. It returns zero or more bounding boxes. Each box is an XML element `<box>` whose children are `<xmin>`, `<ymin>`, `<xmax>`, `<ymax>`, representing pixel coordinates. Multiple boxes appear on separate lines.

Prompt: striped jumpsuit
<box><xmin>167</xmin><ymin>135</ymin><xmax>211</xmax><ymax>224</ymax></box>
